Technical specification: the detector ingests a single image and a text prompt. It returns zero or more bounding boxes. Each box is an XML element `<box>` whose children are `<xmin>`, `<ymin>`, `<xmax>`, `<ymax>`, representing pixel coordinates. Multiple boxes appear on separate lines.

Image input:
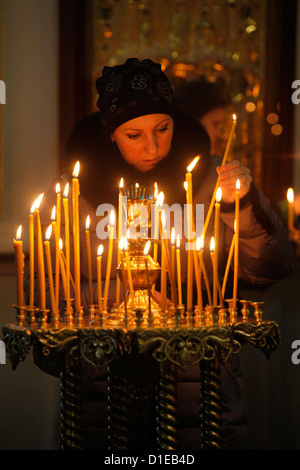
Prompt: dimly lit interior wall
<box><xmin>294</xmin><ymin>3</ymin><xmax>300</xmax><ymax>191</ymax></box>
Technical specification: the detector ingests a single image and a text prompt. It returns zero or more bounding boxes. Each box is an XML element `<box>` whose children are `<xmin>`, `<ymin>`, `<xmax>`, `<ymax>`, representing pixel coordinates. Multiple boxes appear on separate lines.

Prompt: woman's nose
<box><xmin>145</xmin><ymin>134</ymin><xmax>158</xmax><ymax>154</ymax></box>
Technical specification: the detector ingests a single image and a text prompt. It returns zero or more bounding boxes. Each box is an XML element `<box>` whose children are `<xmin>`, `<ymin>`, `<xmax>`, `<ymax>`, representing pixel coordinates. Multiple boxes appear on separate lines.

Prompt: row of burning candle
<box><xmin>13</xmin><ymin>115</ymin><xmax>239</xmax><ymax>317</ymax></box>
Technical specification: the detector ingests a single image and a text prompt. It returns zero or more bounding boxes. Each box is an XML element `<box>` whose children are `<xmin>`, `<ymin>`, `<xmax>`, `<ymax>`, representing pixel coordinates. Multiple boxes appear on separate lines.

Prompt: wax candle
<box><xmin>160</xmin><ymin>211</ymin><xmax>167</xmax><ymax>313</ymax></box>
<box><xmin>222</xmin><ymin>229</ymin><xmax>235</xmax><ymax>299</ymax></box>
<box><xmin>160</xmin><ymin>210</ymin><xmax>177</xmax><ymax>307</ymax></box>
<box><xmin>116</xmin><ymin>178</ymin><xmax>124</xmax><ymax>305</ymax></box>
<box><xmin>63</xmin><ymin>183</ymin><xmax>71</xmax><ymax>310</ymax></box>
<box><xmin>176</xmin><ymin>235</ymin><xmax>183</xmax><ymax>306</ymax></box>
<box><xmin>103</xmin><ymin>209</ymin><xmax>115</xmax><ymax>311</ymax></box>
<box><xmin>233</xmin><ymin>179</ymin><xmax>240</xmax><ymax>309</ymax></box>
<box><xmin>185</xmin><ymin>156</ymin><xmax>200</xmax><ymax>312</ymax></box>
<box><xmin>29</xmin><ymin>198</ymin><xmax>38</xmax><ymax>309</ymax></box>
<box><xmin>97</xmin><ymin>244</ymin><xmax>103</xmax><ymax>314</ymax></box>
<box><xmin>55</xmin><ymin>184</ymin><xmax>61</xmax><ymax>308</ymax></box>
<box><xmin>59</xmin><ymin>238</ymin><xmax>67</xmax><ymax>299</ymax></box>
<box><xmin>34</xmin><ymin>193</ymin><xmax>45</xmax><ymax>310</ymax></box>
<box><xmin>203</xmin><ymin>114</ymin><xmax>237</xmax><ymax>238</ymax></box>
<box><xmin>51</xmin><ymin>205</ymin><xmax>60</xmax><ymax>311</ymax></box>
<box><xmin>213</xmin><ymin>187</ymin><xmax>222</xmax><ymax>306</ymax></box>
<box><xmin>153</xmin><ymin>185</ymin><xmax>160</xmax><ymax>262</ymax></box>
<box><xmin>14</xmin><ymin>225</ymin><xmax>24</xmax><ymax>307</ymax></box>
<box><xmin>171</xmin><ymin>227</ymin><xmax>176</xmax><ymax>281</ymax></box>
<box><xmin>210</xmin><ymin>237</ymin><xmax>217</xmax><ymax>307</ymax></box>
<box><xmin>287</xmin><ymin>188</ymin><xmax>294</xmax><ymax>232</ymax></box>
<box><xmin>85</xmin><ymin>215</ymin><xmax>93</xmax><ymax>305</ymax></box>
<box><xmin>144</xmin><ymin>240</ymin><xmax>152</xmax><ymax>315</ymax></box>
<box><xmin>72</xmin><ymin>161</ymin><xmax>81</xmax><ymax>312</ymax></box>
<box><xmin>44</xmin><ymin>224</ymin><xmax>57</xmax><ymax>314</ymax></box>
<box><xmin>198</xmin><ymin>236</ymin><xmax>212</xmax><ymax>306</ymax></box>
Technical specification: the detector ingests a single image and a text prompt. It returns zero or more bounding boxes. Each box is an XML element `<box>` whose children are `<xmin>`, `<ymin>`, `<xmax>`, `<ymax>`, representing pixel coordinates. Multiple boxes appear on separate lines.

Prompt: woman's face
<box><xmin>111</xmin><ymin>114</ymin><xmax>174</xmax><ymax>172</ymax></box>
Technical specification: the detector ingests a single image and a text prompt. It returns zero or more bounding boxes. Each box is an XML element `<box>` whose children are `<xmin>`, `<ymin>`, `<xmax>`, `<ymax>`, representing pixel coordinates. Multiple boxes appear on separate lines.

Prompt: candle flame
<box><xmin>176</xmin><ymin>234</ymin><xmax>180</xmax><ymax>249</ymax></box>
<box><xmin>144</xmin><ymin>240</ymin><xmax>151</xmax><ymax>256</ymax></box>
<box><xmin>45</xmin><ymin>224</ymin><xmax>52</xmax><ymax>241</ymax></box>
<box><xmin>196</xmin><ymin>236</ymin><xmax>204</xmax><ymax>252</ymax></box>
<box><xmin>31</xmin><ymin>193</ymin><xmax>44</xmax><ymax>213</ymax></box>
<box><xmin>55</xmin><ymin>183</ymin><xmax>61</xmax><ymax>194</ymax></box>
<box><xmin>236</xmin><ymin>179</ymin><xmax>240</xmax><ymax>191</ymax></box>
<box><xmin>154</xmin><ymin>182</ymin><xmax>158</xmax><ymax>199</ymax></box>
<box><xmin>97</xmin><ymin>244</ymin><xmax>103</xmax><ymax>256</ymax></box>
<box><xmin>63</xmin><ymin>183</ymin><xmax>69</xmax><ymax>198</ymax></box>
<box><xmin>210</xmin><ymin>237</ymin><xmax>215</xmax><ymax>252</ymax></box>
<box><xmin>119</xmin><ymin>237</ymin><xmax>125</xmax><ymax>251</ymax></box>
<box><xmin>186</xmin><ymin>155</ymin><xmax>200</xmax><ymax>173</ymax></box>
<box><xmin>233</xmin><ymin>113</ymin><xmax>237</xmax><ymax>122</ymax></box>
<box><xmin>216</xmin><ymin>187</ymin><xmax>222</xmax><ymax>203</ymax></box>
<box><xmin>51</xmin><ymin>205</ymin><xmax>56</xmax><ymax>221</ymax></box>
<box><xmin>73</xmin><ymin>161</ymin><xmax>80</xmax><ymax>178</ymax></box>
<box><xmin>119</xmin><ymin>177</ymin><xmax>124</xmax><ymax>188</ymax></box>
<box><xmin>59</xmin><ymin>238</ymin><xmax>63</xmax><ymax>250</ymax></box>
<box><xmin>86</xmin><ymin>215</ymin><xmax>90</xmax><ymax>230</ymax></box>
<box><xmin>287</xmin><ymin>188</ymin><xmax>294</xmax><ymax>204</ymax></box>
<box><xmin>171</xmin><ymin>227</ymin><xmax>175</xmax><ymax>245</ymax></box>
<box><xmin>183</xmin><ymin>181</ymin><xmax>188</xmax><ymax>191</ymax></box>
<box><xmin>16</xmin><ymin>225</ymin><xmax>22</xmax><ymax>240</ymax></box>
<box><xmin>135</xmin><ymin>183</ymin><xmax>139</xmax><ymax>188</ymax></box>
<box><xmin>156</xmin><ymin>191</ymin><xmax>164</xmax><ymax>207</ymax></box>
<box><xmin>109</xmin><ymin>209</ymin><xmax>115</xmax><ymax>226</ymax></box>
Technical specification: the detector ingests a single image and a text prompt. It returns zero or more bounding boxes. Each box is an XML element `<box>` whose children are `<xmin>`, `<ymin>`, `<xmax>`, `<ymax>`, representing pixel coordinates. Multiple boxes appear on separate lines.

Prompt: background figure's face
<box><xmin>111</xmin><ymin>114</ymin><xmax>174</xmax><ymax>172</ymax></box>
<box><xmin>200</xmin><ymin>107</ymin><xmax>227</xmax><ymax>155</ymax></box>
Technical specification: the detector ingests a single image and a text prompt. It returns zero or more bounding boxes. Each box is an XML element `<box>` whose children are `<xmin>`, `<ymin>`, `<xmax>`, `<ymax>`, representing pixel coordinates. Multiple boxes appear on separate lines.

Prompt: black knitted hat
<box><xmin>96</xmin><ymin>58</ymin><xmax>175</xmax><ymax>133</ymax></box>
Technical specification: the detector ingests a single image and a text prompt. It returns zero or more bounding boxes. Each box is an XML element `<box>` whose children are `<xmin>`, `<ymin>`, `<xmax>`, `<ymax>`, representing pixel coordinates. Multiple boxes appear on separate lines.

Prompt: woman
<box><xmin>32</xmin><ymin>58</ymin><xmax>294</xmax><ymax>450</ymax></box>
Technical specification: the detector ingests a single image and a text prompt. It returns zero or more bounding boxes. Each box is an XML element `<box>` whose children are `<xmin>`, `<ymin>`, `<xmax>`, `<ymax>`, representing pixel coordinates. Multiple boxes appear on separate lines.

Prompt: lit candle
<box><xmin>103</xmin><ymin>209</ymin><xmax>115</xmax><ymax>311</ymax></box>
<box><xmin>152</xmin><ymin>190</ymin><xmax>163</xmax><ymax>295</ymax></box>
<box><xmin>287</xmin><ymin>187</ymin><xmax>294</xmax><ymax>232</ymax></box>
<box><xmin>203</xmin><ymin>114</ymin><xmax>237</xmax><ymax>238</ymax></box>
<box><xmin>116</xmin><ymin>178</ymin><xmax>124</xmax><ymax>304</ymax></box>
<box><xmin>160</xmin><ymin>211</ymin><xmax>167</xmax><ymax>313</ymax></box>
<box><xmin>176</xmin><ymin>235</ymin><xmax>183</xmax><ymax>306</ymax></box>
<box><xmin>160</xmin><ymin>209</ymin><xmax>177</xmax><ymax>307</ymax></box>
<box><xmin>85</xmin><ymin>215</ymin><xmax>93</xmax><ymax>305</ymax></box>
<box><xmin>29</xmin><ymin>198</ymin><xmax>38</xmax><ymax>309</ymax></box>
<box><xmin>34</xmin><ymin>193</ymin><xmax>45</xmax><ymax>310</ymax></box>
<box><xmin>44</xmin><ymin>224</ymin><xmax>57</xmax><ymax>314</ymax></box>
<box><xmin>222</xmin><ymin>225</ymin><xmax>236</xmax><ymax>299</ymax></box>
<box><xmin>55</xmin><ymin>184</ymin><xmax>61</xmax><ymax>308</ymax></box>
<box><xmin>185</xmin><ymin>156</ymin><xmax>200</xmax><ymax>312</ymax></box>
<box><xmin>233</xmin><ymin>179</ymin><xmax>240</xmax><ymax>309</ymax></box>
<box><xmin>63</xmin><ymin>183</ymin><xmax>71</xmax><ymax>310</ymax></box>
<box><xmin>213</xmin><ymin>187</ymin><xmax>222</xmax><ymax>306</ymax></box>
<box><xmin>171</xmin><ymin>227</ymin><xmax>175</xmax><ymax>282</ymax></box>
<box><xmin>59</xmin><ymin>238</ymin><xmax>67</xmax><ymax>299</ymax></box>
<box><xmin>51</xmin><ymin>205</ymin><xmax>60</xmax><ymax>311</ymax></box>
<box><xmin>72</xmin><ymin>161</ymin><xmax>81</xmax><ymax>312</ymax></box>
<box><xmin>97</xmin><ymin>244</ymin><xmax>103</xmax><ymax>315</ymax></box>
<box><xmin>198</xmin><ymin>236</ymin><xmax>212</xmax><ymax>306</ymax></box>
<box><xmin>13</xmin><ymin>225</ymin><xmax>24</xmax><ymax>307</ymax></box>
<box><xmin>210</xmin><ymin>237</ymin><xmax>217</xmax><ymax>307</ymax></box>
<box><xmin>144</xmin><ymin>240</ymin><xmax>152</xmax><ymax>315</ymax></box>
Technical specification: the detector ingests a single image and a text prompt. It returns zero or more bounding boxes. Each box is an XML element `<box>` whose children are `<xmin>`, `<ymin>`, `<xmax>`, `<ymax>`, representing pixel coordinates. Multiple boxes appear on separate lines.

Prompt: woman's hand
<box><xmin>216</xmin><ymin>160</ymin><xmax>252</xmax><ymax>204</ymax></box>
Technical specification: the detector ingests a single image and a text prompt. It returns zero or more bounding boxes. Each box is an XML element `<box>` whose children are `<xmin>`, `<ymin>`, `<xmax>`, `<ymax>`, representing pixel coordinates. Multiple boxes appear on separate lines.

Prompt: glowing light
<box><xmin>186</xmin><ymin>155</ymin><xmax>200</xmax><ymax>173</ymax></box>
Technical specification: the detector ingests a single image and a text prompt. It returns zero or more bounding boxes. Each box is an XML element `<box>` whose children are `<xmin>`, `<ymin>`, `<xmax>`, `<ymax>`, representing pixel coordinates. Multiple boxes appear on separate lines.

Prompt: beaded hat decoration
<box><xmin>96</xmin><ymin>58</ymin><xmax>175</xmax><ymax>133</ymax></box>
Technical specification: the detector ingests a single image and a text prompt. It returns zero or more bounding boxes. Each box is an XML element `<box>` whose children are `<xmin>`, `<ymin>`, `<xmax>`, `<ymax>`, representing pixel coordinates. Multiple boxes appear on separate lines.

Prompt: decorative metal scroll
<box><xmin>2</xmin><ymin>324</ymin><xmax>32</xmax><ymax>370</ymax></box>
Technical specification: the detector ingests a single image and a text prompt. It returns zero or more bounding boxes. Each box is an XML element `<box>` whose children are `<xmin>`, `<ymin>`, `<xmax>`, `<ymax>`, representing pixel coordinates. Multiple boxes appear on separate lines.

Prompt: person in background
<box><xmin>175</xmin><ymin>76</ymin><xmax>230</xmax><ymax>155</ymax></box>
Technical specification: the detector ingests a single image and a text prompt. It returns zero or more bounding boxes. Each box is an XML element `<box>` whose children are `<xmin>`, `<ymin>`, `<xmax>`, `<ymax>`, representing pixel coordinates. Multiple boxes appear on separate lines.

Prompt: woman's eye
<box><xmin>127</xmin><ymin>133</ymin><xmax>140</xmax><ymax>140</ymax></box>
<box><xmin>157</xmin><ymin>125</ymin><xmax>169</xmax><ymax>133</ymax></box>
